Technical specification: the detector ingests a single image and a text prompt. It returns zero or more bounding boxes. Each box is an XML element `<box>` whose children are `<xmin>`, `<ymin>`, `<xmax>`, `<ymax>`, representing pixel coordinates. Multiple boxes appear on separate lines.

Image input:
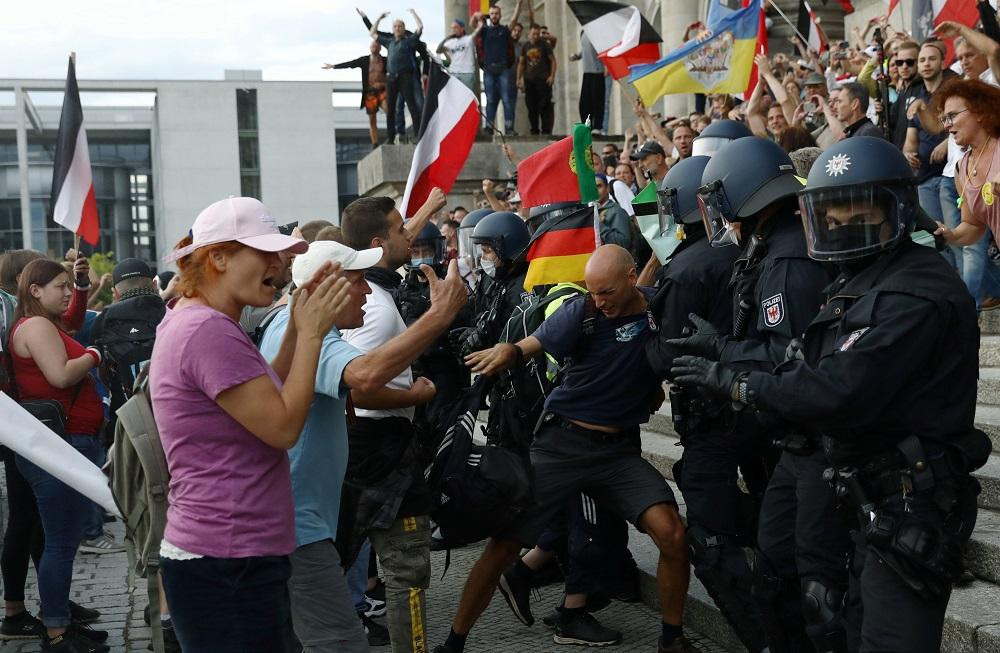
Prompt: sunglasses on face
<box><xmin>895</xmin><ymin>58</ymin><xmax>916</xmax><ymax>67</ymax></box>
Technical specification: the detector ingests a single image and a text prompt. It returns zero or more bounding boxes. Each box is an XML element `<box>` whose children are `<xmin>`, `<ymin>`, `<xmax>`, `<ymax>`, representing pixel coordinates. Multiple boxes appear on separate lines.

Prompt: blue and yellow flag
<box><xmin>629</xmin><ymin>1</ymin><xmax>760</xmax><ymax>106</ymax></box>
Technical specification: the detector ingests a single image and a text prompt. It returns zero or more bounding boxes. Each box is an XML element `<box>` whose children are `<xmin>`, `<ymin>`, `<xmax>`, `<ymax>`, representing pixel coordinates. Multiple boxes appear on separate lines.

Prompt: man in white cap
<box><xmin>257</xmin><ymin>240</ymin><xmax>467</xmax><ymax>653</ymax></box>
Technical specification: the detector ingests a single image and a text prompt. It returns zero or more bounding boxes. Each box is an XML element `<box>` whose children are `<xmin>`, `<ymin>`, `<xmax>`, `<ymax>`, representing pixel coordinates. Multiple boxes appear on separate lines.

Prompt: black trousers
<box><xmin>677</xmin><ymin>422</ymin><xmax>770</xmax><ymax>652</ymax></box>
<box><xmin>524</xmin><ymin>78</ymin><xmax>554</xmax><ymax>134</ymax></box>
<box><xmin>1</xmin><ymin>446</ymin><xmax>43</xmax><ymax>602</ymax></box>
<box><xmin>386</xmin><ymin>70</ymin><xmax>422</xmax><ymax>141</ymax></box>
<box><xmin>756</xmin><ymin>449</ymin><xmax>852</xmax><ymax>652</ymax></box>
<box><xmin>579</xmin><ymin>73</ymin><xmax>606</xmax><ymax>131</ymax></box>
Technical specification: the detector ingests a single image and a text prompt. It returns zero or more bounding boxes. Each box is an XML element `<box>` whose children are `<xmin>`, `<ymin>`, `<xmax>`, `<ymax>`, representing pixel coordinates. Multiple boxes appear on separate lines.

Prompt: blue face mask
<box><xmin>410</xmin><ymin>256</ymin><xmax>435</xmax><ymax>268</ymax></box>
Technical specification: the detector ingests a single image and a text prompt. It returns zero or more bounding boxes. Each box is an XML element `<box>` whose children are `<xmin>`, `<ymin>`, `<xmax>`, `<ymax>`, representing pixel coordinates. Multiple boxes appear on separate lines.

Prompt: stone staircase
<box><xmin>627</xmin><ymin>311</ymin><xmax>1000</xmax><ymax>652</ymax></box>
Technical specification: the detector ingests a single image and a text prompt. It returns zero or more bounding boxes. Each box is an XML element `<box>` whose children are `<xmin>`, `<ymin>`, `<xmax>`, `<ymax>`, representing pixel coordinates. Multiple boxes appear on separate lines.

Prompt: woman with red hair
<box><xmin>933</xmin><ymin>78</ymin><xmax>1000</xmax><ymax>307</ymax></box>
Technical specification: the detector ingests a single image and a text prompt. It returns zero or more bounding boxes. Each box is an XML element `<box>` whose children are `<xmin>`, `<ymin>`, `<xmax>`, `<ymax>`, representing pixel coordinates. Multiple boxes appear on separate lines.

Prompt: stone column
<box><xmin>660</xmin><ymin>0</ymin><xmax>701</xmax><ymax>118</ymax></box>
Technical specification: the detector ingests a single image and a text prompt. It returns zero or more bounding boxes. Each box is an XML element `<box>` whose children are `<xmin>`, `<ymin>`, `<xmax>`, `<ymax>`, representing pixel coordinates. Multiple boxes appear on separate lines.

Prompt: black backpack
<box><xmin>425</xmin><ymin>376</ymin><xmax>532</xmax><ymax>549</ymax></box>
<box><xmin>92</xmin><ymin>296</ymin><xmax>165</xmax><ymax>414</ymax></box>
<box><xmin>484</xmin><ymin>284</ymin><xmax>591</xmax><ymax>450</ymax></box>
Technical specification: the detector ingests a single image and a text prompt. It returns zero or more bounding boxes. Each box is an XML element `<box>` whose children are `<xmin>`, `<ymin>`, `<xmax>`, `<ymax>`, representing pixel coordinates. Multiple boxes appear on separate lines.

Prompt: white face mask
<box><xmin>480</xmin><ymin>258</ymin><xmax>497</xmax><ymax>278</ymax></box>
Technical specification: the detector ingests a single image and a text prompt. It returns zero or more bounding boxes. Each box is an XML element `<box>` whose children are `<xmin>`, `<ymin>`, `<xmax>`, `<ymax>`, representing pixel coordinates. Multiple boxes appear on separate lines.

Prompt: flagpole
<box><xmin>70</xmin><ymin>51</ymin><xmax>81</xmax><ymax>255</ymax></box>
<box><xmin>766</xmin><ymin>0</ymin><xmax>811</xmax><ymax>48</ymax></box>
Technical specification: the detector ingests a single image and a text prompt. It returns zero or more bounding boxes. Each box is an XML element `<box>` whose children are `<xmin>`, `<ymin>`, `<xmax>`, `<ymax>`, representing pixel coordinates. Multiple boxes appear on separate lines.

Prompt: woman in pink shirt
<box><xmin>149</xmin><ymin>197</ymin><xmax>349</xmax><ymax>653</ymax></box>
<box><xmin>934</xmin><ymin>79</ymin><xmax>1000</xmax><ymax>251</ymax></box>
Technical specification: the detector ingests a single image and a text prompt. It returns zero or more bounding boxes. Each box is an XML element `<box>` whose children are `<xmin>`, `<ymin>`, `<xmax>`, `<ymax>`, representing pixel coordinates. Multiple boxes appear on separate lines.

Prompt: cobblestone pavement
<box><xmin>2</xmin><ymin>522</ymin><xmax>729</xmax><ymax>653</ymax></box>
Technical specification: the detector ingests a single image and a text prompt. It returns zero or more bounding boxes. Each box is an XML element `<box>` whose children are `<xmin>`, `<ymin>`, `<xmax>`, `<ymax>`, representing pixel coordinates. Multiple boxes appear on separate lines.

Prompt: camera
<box><xmin>278</xmin><ymin>221</ymin><xmax>299</xmax><ymax>236</ymax></box>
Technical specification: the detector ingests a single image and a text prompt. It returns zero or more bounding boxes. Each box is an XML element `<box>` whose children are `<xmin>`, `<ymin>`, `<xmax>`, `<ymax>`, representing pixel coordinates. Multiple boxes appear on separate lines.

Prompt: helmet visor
<box><xmin>798</xmin><ymin>185</ymin><xmax>908</xmax><ymax>261</ymax></box>
<box><xmin>458</xmin><ymin>226</ymin><xmax>478</xmax><ymax>268</ymax></box>
<box><xmin>692</xmin><ymin>136</ymin><xmax>731</xmax><ymax>158</ymax></box>
<box><xmin>657</xmin><ymin>187</ymin><xmax>681</xmax><ymax>236</ymax></box>
<box><xmin>407</xmin><ymin>237</ymin><xmax>445</xmax><ymax>268</ymax></box>
<box><xmin>697</xmin><ymin>181</ymin><xmax>740</xmax><ymax>247</ymax></box>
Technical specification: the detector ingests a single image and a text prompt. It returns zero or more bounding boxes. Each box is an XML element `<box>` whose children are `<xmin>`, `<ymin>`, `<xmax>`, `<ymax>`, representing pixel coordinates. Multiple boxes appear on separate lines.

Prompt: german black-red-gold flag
<box><xmin>523</xmin><ymin>205</ymin><xmax>600</xmax><ymax>290</ymax></box>
<box><xmin>51</xmin><ymin>55</ymin><xmax>99</xmax><ymax>246</ymax></box>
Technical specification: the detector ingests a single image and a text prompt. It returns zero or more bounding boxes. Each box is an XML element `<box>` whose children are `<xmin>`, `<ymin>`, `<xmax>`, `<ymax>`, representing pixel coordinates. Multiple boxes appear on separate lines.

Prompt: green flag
<box><xmin>572</xmin><ymin>124</ymin><xmax>598</xmax><ymax>204</ymax></box>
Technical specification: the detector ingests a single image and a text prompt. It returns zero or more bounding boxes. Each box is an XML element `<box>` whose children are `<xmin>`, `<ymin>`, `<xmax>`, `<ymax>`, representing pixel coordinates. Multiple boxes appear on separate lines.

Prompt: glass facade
<box><xmin>0</xmin><ymin>133</ymin><xmax>156</xmax><ymax>260</ymax></box>
<box><xmin>236</xmin><ymin>89</ymin><xmax>261</xmax><ymax>200</ymax></box>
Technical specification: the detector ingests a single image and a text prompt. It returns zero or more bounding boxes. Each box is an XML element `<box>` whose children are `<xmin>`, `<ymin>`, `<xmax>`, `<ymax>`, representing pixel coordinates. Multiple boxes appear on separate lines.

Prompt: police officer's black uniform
<box><xmin>672</xmin><ymin>137</ymin><xmax>988</xmax><ymax>652</ymax></box>
<box><xmin>670</xmin><ymin>138</ymin><xmax>840</xmax><ymax>653</ymax></box>
<box><xmin>644</xmin><ymin>156</ymin><xmax>768</xmax><ymax>651</ymax></box>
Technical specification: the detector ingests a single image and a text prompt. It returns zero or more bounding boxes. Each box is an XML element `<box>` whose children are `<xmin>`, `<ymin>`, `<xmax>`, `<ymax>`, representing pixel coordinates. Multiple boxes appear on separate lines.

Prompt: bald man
<box><xmin>433</xmin><ymin>245</ymin><xmax>693</xmax><ymax>653</ymax></box>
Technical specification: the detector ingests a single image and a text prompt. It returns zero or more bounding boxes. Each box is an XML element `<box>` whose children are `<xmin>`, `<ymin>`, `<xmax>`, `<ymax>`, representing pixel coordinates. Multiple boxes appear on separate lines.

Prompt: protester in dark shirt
<box><xmin>837</xmin><ymin>82</ymin><xmax>885</xmax><ymax>139</ymax></box>
<box><xmin>890</xmin><ymin>41</ymin><xmax>922</xmax><ymax>148</ymax></box>
<box><xmin>474</xmin><ymin>0</ymin><xmax>524</xmax><ymax>135</ymax></box>
<box><xmin>370</xmin><ymin>10</ymin><xmax>424</xmax><ymax>145</ymax></box>
<box><xmin>325</xmin><ymin>40</ymin><xmax>387</xmax><ymax>147</ymax></box>
<box><xmin>517</xmin><ymin>25</ymin><xmax>556</xmax><ymax>135</ymax></box>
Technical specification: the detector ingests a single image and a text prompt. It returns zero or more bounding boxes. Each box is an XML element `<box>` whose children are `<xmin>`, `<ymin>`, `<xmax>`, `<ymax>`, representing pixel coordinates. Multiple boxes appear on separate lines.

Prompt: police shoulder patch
<box><xmin>839</xmin><ymin>327</ymin><xmax>871</xmax><ymax>351</ymax></box>
<box><xmin>761</xmin><ymin>293</ymin><xmax>784</xmax><ymax>327</ymax></box>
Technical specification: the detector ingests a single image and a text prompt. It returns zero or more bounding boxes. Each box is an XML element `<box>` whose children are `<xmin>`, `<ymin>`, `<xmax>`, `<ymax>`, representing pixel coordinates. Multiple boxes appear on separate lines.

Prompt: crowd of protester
<box><xmin>5</xmin><ymin>4</ymin><xmax>1000</xmax><ymax>653</ymax></box>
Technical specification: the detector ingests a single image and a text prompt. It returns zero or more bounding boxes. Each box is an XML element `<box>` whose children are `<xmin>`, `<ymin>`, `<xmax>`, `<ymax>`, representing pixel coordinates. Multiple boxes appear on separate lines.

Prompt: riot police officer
<box><xmin>674</xmin><ymin>136</ymin><xmax>841</xmax><ymax>652</ymax></box>
<box><xmin>643</xmin><ymin>155</ymin><xmax>767</xmax><ymax>652</ymax></box>
<box><xmin>691</xmin><ymin>119</ymin><xmax>753</xmax><ymax>158</ymax></box>
<box><xmin>457</xmin><ymin>208</ymin><xmax>494</xmax><ymax>297</ymax></box>
<box><xmin>453</xmin><ymin>211</ymin><xmax>531</xmax><ymax>357</ymax></box>
<box><xmin>672</xmin><ymin>137</ymin><xmax>986</xmax><ymax>652</ymax></box>
<box><xmin>395</xmin><ymin>222</ymin><xmax>472</xmax><ymax>429</ymax></box>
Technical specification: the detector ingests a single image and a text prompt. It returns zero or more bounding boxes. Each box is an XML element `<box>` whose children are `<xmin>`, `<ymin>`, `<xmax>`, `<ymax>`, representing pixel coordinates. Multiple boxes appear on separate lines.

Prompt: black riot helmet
<box><xmin>457</xmin><ymin>208</ymin><xmax>494</xmax><ymax>268</ymax></box>
<box><xmin>798</xmin><ymin>136</ymin><xmax>918</xmax><ymax>262</ymax></box>
<box><xmin>691</xmin><ymin>119</ymin><xmax>753</xmax><ymax>157</ymax></box>
<box><xmin>406</xmin><ymin>221</ymin><xmax>446</xmax><ymax>270</ymax></box>
<box><xmin>526</xmin><ymin>201</ymin><xmax>584</xmax><ymax>234</ymax></box>
<box><xmin>698</xmin><ymin>136</ymin><xmax>802</xmax><ymax>246</ymax></box>
<box><xmin>471</xmin><ymin>211</ymin><xmax>531</xmax><ymax>262</ymax></box>
<box><xmin>658</xmin><ymin>155</ymin><xmax>711</xmax><ymax>233</ymax></box>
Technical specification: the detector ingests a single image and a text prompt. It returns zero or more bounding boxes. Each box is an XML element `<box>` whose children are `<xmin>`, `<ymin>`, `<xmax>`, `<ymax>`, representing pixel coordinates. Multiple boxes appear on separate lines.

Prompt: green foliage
<box><xmin>89</xmin><ymin>251</ymin><xmax>116</xmax><ymax>307</ymax></box>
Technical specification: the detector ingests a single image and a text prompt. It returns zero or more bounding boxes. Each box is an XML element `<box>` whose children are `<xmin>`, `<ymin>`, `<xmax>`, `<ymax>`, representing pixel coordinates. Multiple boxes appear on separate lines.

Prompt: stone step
<box><xmin>982</xmin><ymin>311</ymin><xmax>1000</xmax><ymax>336</ymax></box>
<box><xmin>639</xmin><ymin>428</ymin><xmax>1000</xmax><ymax>585</ymax></box>
<box><xmin>648</xmin><ymin>405</ymin><xmax>1000</xmax><ymax>511</ymax></box>
<box><xmin>982</xmin><ymin>336</ymin><xmax>1000</xmax><ymax>367</ymax></box>
<box><xmin>982</xmin><ymin>369</ymin><xmax>1000</xmax><ymax>406</ymax></box>
<box><xmin>628</xmin><ymin>477</ymin><xmax>1000</xmax><ymax>653</ymax></box>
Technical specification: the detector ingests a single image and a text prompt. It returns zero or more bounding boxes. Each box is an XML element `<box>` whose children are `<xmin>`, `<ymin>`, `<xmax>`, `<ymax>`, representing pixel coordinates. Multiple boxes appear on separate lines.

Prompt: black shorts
<box><xmin>507</xmin><ymin>417</ymin><xmax>676</xmax><ymax>547</ymax></box>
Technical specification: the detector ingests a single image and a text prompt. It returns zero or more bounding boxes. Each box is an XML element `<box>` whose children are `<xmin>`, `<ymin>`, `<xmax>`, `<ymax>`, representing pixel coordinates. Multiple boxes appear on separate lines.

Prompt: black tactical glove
<box><xmin>670</xmin><ymin>355</ymin><xmax>749</xmax><ymax>402</ymax></box>
<box><xmin>665</xmin><ymin>313</ymin><xmax>730</xmax><ymax>359</ymax></box>
<box><xmin>448</xmin><ymin>326</ymin><xmax>485</xmax><ymax>359</ymax></box>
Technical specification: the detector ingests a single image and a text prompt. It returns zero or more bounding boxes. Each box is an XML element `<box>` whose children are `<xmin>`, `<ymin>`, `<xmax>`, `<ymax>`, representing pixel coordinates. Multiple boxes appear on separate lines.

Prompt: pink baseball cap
<box><xmin>164</xmin><ymin>197</ymin><xmax>308</xmax><ymax>263</ymax></box>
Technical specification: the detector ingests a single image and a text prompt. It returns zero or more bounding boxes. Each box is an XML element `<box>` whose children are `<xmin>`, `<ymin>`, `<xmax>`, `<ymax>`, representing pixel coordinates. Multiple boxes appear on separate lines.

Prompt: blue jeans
<box><xmin>16</xmin><ymin>434</ymin><xmax>102</xmax><ymax>628</ymax></box>
<box><xmin>346</xmin><ymin>539</ymin><xmax>371</xmax><ymax>614</ymax></box>
<box><xmin>484</xmin><ymin>67</ymin><xmax>514</xmax><ymax>131</ymax></box>
<box><xmin>160</xmin><ymin>554</ymin><xmax>293</xmax><ymax>653</ymax></box>
<box><xmin>939</xmin><ymin>176</ymin><xmax>963</xmax><ymax>270</ymax></box>
<box><xmin>82</xmin><ymin>445</ymin><xmax>106</xmax><ymax>540</ymax></box>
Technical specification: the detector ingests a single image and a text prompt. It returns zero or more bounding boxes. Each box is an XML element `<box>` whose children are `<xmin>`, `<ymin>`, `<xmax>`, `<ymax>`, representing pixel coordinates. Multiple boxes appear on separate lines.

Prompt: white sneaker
<box><xmin>79</xmin><ymin>532</ymin><xmax>125</xmax><ymax>554</ymax></box>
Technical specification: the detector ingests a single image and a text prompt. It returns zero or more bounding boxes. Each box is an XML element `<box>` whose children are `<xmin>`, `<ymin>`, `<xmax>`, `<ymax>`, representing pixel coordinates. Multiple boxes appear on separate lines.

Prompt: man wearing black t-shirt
<box><xmin>433</xmin><ymin>245</ymin><xmax>693</xmax><ymax>653</ymax></box>
<box><xmin>517</xmin><ymin>24</ymin><xmax>557</xmax><ymax>135</ymax></box>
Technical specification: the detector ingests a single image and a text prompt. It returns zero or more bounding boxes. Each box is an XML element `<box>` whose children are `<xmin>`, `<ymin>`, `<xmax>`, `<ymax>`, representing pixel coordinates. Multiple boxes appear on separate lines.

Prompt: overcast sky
<box><xmin>2</xmin><ymin>0</ymin><xmax>445</xmax><ymax>85</ymax></box>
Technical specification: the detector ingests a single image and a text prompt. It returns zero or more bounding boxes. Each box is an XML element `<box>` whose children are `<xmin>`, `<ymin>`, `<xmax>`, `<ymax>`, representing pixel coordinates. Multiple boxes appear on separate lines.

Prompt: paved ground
<box><xmin>1</xmin><ymin>522</ymin><xmax>728</xmax><ymax>653</ymax></box>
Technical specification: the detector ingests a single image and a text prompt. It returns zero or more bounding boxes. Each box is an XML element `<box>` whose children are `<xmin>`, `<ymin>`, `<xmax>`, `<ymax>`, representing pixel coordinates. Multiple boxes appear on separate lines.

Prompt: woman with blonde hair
<box><xmin>149</xmin><ymin>197</ymin><xmax>350</xmax><ymax>652</ymax></box>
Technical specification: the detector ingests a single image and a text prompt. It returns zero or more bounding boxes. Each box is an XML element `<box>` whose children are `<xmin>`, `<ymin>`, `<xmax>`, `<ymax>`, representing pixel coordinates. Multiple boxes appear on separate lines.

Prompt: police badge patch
<box><xmin>839</xmin><ymin>327</ymin><xmax>870</xmax><ymax>351</ymax></box>
<box><xmin>761</xmin><ymin>293</ymin><xmax>784</xmax><ymax>327</ymax></box>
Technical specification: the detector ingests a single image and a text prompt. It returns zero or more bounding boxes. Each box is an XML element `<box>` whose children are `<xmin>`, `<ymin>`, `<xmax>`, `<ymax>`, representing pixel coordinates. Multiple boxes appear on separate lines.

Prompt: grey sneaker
<box><xmin>79</xmin><ymin>533</ymin><xmax>125</xmax><ymax>554</ymax></box>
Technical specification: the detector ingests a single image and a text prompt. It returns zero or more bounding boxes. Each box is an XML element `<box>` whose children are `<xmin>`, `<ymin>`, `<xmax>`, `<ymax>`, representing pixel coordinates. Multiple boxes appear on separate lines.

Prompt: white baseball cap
<box><xmin>291</xmin><ymin>240</ymin><xmax>383</xmax><ymax>287</ymax></box>
<box><xmin>164</xmin><ymin>197</ymin><xmax>308</xmax><ymax>263</ymax></box>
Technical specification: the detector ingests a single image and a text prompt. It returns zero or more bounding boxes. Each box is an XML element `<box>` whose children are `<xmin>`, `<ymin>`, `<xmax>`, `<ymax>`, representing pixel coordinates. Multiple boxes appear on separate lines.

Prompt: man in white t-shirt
<box><xmin>935</xmin><ymin>24</ymin><xmax>1000</xmax><ymax>308</ymax></box>
<box><xmin>438</xmin><ymin>18</ymin><xmax>482</xmax><ymax>91</ymax></box>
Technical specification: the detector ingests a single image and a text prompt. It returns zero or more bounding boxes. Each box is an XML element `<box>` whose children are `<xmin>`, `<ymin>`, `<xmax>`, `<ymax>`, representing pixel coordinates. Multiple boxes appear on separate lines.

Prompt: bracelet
<box><xmin>74</xmin><ymin>282</ymin><xmax>92</xmax><ymax>291</ymax></box>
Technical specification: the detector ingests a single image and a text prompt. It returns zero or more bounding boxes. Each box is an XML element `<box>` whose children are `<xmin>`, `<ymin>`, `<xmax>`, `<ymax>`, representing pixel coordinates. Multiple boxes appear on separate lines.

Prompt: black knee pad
<box><xmin>801</xmin><ymin>578</ymin><xmax>847</xmax><ymax>653</ymax></box>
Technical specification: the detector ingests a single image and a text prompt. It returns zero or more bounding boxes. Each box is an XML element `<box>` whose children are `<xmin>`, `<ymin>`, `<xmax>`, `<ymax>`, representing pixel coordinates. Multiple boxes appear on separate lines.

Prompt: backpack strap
<box><xmin>147</xmin><ymin>570</ymin><xmax>165</xmax><ymax>653</ymax></box>
<box><xmin>581</xmin><ymin>294</ymin><xmax>598</xmax><ymax>336</ymax></box>
<box><xmin>253</xmin><ymin>304</ymin><xmax>287</xmax><ymax>346</ymax></box>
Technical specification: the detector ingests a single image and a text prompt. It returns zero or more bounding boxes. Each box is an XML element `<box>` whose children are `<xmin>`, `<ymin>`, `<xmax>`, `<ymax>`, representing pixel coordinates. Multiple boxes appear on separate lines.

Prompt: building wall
<box><xmin>153</xmin><ymin>82</ymin><xmax>242</xmax><ymax>253</ymax></box>
<box><xmin>257</xmin><ymin>83</ymin><xmax>339</xmax><ymax>224</ymax></box>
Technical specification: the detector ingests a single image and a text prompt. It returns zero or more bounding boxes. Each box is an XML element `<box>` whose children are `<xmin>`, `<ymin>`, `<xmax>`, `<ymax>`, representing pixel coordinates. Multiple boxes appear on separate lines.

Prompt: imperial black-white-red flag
<box><xmin>797</xmin><ymin>0</ymin><xmax>827</xmax><ymax>53</ymax></box>
<box><xmin>51</xmin><ymin>56</ymin><xmax>99</xmax><ymax>246</ymax></box>
<box><xmin>400</xmin><ymin>64</ymin><xmax>479</xmax><ymax>218</ymax></box>
<box><xmin>568</xmin><ymin>0</ymin><xmax>661</xmax><ymax>80</ymax></box>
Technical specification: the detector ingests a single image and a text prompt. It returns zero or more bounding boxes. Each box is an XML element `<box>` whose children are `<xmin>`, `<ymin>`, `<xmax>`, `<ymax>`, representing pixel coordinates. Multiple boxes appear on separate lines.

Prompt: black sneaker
<box><xmin>657</xmin><ymin>635</ymin><xmax>696</xmax><ymax>653</ymax></box>
<box><xmin>0</xmin><ymin>610</ymin><xmax>45</xmax><ymax>639</ymax></box>
<box><xmin>365</xmin><ymin>578</ymin><xmax>387</xmax><ymax>617</ymax></box>
<box><xmin>498</xmin><ymin>562</ymin><xmax>534</xmax><ymax>626</ymax></box>
<box><xmin>359</xmin><ymin>613</ymin><xmax>389</xmax><ymax>647</ymax></box>
<box><xmin>68</xmin><ymin>602</ymin><xmax>101</xmax><ymax>625</ymax></box>
<box><xmin>68</xmin><ymin>621</ymin><xmax>108</xmax><ymax>643</ymax></box>
<box><xmin>553</xmin><ymin>611</ymin><xmax>622</xmax><ymax>647</ymax></box>
<box><xmin>542</xmin><ymin>607</ymin><xmax>561</xmax><ymax>630</ymax></box>
<box><xmin>42</xmin><ymin>630</ymin><xmax>110</xmax><ymax>653</ymax></box>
